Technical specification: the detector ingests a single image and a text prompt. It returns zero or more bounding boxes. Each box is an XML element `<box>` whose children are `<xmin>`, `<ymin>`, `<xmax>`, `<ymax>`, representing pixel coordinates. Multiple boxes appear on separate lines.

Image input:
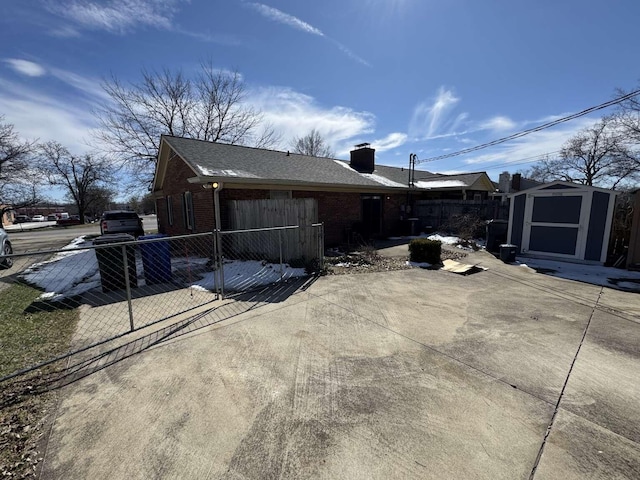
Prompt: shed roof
<box><xmin>507</xmin><ymin>180</ymin><xmax>619</xmax><ymax>197</ymax></box>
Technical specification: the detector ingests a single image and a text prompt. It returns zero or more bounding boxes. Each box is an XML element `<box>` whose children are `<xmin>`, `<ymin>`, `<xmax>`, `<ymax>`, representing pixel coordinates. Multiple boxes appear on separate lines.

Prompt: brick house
<box><xmin>152</xmin><ymin>136</ymin><xmax>495</xmax><ymax>245</ymax></box>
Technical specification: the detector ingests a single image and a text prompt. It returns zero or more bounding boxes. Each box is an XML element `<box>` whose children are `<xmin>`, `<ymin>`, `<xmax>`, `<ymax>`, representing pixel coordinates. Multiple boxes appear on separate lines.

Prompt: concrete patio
<box><xmin>40</xmin><ymin>250</ymin><xmax>640</xmax><ymax>479</ymax></box>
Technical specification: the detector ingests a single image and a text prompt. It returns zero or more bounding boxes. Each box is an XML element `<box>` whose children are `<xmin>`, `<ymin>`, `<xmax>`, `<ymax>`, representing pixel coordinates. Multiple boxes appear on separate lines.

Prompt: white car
<box><xmin>32</xmin><ymin>215</ymin><xmax>45</xmax><ymax>222</ymax></box>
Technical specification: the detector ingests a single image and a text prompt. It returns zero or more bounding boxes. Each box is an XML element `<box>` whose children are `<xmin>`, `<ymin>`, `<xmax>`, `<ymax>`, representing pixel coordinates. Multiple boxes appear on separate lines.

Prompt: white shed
<box><xmin>507</xmin><ymin>181</ymin><xmax>617</xmax><ymax>264</ymax></box>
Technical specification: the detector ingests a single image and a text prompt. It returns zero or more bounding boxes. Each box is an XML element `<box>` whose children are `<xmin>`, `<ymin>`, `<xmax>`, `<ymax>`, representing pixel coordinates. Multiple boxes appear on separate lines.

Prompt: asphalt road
<box><xmin>6</xmin><ymin>215</ymin><xmax>158</xmax><ymax>254</ymax></box>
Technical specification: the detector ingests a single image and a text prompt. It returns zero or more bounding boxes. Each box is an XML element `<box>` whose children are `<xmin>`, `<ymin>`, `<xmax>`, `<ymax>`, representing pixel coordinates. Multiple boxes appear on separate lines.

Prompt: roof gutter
<box><xmin>186</xmin><ymin>175</ymin><xmax>414</xmax><ymax>193</ymax></box>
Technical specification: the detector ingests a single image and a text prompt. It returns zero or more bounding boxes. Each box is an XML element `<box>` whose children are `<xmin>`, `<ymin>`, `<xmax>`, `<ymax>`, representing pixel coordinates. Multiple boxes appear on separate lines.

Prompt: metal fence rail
<box><xmin>0</xmin><ymin>223</ymin><xmax>323</xmax><ymax>381</ymax></box>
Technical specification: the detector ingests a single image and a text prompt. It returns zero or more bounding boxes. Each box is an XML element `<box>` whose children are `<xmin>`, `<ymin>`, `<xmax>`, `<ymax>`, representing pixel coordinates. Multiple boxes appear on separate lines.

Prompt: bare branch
<box><xmin>93</xmin><ymin>62</ymin><xmax>272</xmax><ymax>185</ymax></box>
<box><xmin>290</xmin><ymin>129</ymin><xmax>335</xmax><ymax>157</ymax></box>
<box><xmin>38</xmin><ymin>141</ymin><xmax>114</xmax><ymax>223</ymax></box>
<box><xmin>529</xmin><ymin>115</ymin><xmax>639</xmax><ymax>189</ymax></box>
<box><xmin>0</xmin><ymin>116</ymin><xmax>41</xmax><ymax>213</ymax></box>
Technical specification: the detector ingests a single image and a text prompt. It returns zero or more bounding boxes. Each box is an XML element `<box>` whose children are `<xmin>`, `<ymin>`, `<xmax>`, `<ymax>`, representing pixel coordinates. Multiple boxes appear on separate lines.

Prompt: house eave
<box><xmin>186</xmin><ymin>175</ymin><xmax>492</xmax><ymax>194</ymax></box>
<box><xmin>187</xmin><ymin>176</ymin><xmax>409</xmax><ymax>193</ymax></box>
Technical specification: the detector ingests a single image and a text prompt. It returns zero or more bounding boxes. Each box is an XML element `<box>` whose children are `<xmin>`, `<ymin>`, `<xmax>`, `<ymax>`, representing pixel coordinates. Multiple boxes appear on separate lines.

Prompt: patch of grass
<box><xmin>0</xmin><ymin>283</ymin><xmax>79</xmax><ymax>478</ymax></box>
<box><xmin>0</xmin><ymin>284</ymin><xmax>78</xmax><ymax>378</ymax></box>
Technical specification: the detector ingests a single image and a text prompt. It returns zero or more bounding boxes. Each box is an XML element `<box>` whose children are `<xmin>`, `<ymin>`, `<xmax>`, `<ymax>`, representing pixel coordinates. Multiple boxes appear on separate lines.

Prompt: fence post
<box><xmin>122</xmin><ymin>244</ymin><xmax>134</xmax><ymax>332</ymax></box>
<box><xmin>320</xmin><ymin>223</ymin><xmax>325</xmax><ymax>270</ymax></box>
<box><xmin>278</xmin><ymin>229</ymin><xmax>283</xmax><ymax>281</ymax></box>
<box><xmin>216</xmin><ymin>229</ymin><xmax>224</xmax><ymax>299</ymax></box>
<box><xmin>211</xmin><ymin>231</ymin><xmax>219</xmax><ymax>300</ymax></box>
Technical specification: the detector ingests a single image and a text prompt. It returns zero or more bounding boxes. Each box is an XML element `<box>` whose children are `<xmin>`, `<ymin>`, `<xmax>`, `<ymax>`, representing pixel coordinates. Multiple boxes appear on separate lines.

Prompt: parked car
<box><xmin>47</xmin><ymin>214</ymin><xmax>58</xmax><ymax>221</ymax></box>
<box><xmin>0</xmin><ymin>227</ymin><xmax>13</xmax><ymax>269</ymax></box>
<box><xmin>100</xmin><ymin>211</ymin><xmax>144</xmax><ymax>237</ymax></box>
<box><xmin>14</xmin><ymin>215</ymin><xmax>31</xmax><ymax>223</ymax></box>
<box><xmin>32</xmin><ymin>214</ymin><xmax>45</xmax><ymax>222</ymax></box>
<box><xmin>56</xmin><ymin>217</ymin><xmax>82</xmax><ymax>226</ymax></box>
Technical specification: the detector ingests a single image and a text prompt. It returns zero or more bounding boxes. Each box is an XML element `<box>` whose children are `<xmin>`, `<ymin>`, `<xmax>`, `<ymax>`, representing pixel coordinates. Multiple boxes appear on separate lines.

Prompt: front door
<box><xmin>521</xmin><ymin>192</ymin><xmax>590</xmax><ymax>259</ymax></box>
<box><xmin>361</xmin><ymin>195</ymin><xmax>382</xmax><ymax>238</ymax></box>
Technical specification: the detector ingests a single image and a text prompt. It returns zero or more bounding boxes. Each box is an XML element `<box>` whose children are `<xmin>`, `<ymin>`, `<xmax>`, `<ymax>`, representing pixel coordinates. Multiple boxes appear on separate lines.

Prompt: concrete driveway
<box><xmin>40</xmin><ymin>250</ymin><xmax>640</xmax><ymax>479</ymax></box>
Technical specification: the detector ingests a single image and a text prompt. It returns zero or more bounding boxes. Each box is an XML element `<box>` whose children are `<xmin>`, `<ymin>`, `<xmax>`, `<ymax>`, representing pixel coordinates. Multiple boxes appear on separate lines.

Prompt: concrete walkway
<box><xmin>40</xmin><ymin>251</ymin><xmax>640</xmax><ymax>479</ymax></box>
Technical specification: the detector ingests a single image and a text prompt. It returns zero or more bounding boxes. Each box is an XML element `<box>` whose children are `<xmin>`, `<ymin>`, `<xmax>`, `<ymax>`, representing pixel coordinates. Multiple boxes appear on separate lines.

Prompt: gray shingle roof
<box><xmin>162</xmin><ymin>136</ymin><xmax>489</xmax><ymax>191</ymax></box>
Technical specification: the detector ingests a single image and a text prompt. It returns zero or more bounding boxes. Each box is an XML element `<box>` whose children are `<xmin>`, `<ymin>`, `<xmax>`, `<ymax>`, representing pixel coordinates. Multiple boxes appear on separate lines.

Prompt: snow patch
<box><xmin>20</xmin><ymin>236</ymin><xmax>100</xmax><ymax>300</ymax></box>
<box><xmin>414</xmin><ymin>180</ymin><xmax>466</xmax><ymax>189</ymax></box>
<box><xmin>192</xmin><ymin>259</ymin><xmax>306</xmax><ymax>291</ymax></box>
<box><xmin>332</xmin><ymin>160</ymin><xmax>406</xmax><ymax>188</ymax></box>
<box><xmin>427</xmin><ymin>234</ymin><xmax>462</xmax><ymax>245</ymax></box>
<box><xmin>406</xmin><ymin>261</ymin><xmax>432</xmax><ymax>268</ymax></box>
<box><xmin>360</xmin><ymin>173</ymin><xmax>407</xmax><ymax>188</ymax></box>
<box><xmin>196</xmin><ymin>165</ymin><xmax>259</xmax><ymax>178</ymax></box>
<box><xmin>518</xmin><ymin>257</ymin><xmax>640</xmax><ymax>292</ymax></box>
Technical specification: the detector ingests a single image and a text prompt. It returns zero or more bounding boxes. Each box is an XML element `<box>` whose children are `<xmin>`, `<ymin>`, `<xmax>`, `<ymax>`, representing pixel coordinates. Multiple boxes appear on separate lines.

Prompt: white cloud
<box><xmin>330</xmin><ymin>39</ymin><xmax>371</xmax><ymax>67</ymax></box>
<box><xmin>457</xmin><ymin>117</ymin><xmax>600</xmax><ymax>172</ymax></box>
<box><xmin>45</xmin><ymin>0</ymin><xmax>185</xmax><ymax>34</ymax></box>
<box><xmin>248</xmin><ymin>3</ymin><xmax>324</xmax><ymax>36</ymax></box>
<box><xmin>5</xmin><ymin>59</ymin><xmax>47</xmax><ymax>77</ymax></box>
<box><xmin>49</xmin><ymin>68</ymin><xmax>111</xmax><ymax>103</ymax></box>
<box><xmin>409</xmin><ymin>87</ymin><xmax>463</xmax><ymax>139</ymax></box>
<box><xmin>175</xmin><ymin>28</ymin><xmax>242</xmax><ymax>46</ymax></box>
<box><xmin>247</xmin><ymin>87</ymin><xmax>375</xmax><ymax>157</ymax></box>
<box><xmin>247</xmin><ymin>3</ymin><xmax>370</xmax><ymax>66</ymax></box>
<box><xmin>372</xmin><ymin>132</ymin><xmax>407</xmax><ymax>152</ymax></box>
<box><xmin>49</xmin><ymin>25</ymin><xmax>82</xmax><ymax>37</ymax></box>
<box><xmin>479</xmin><ymin>115</ymin><xmax>516</xmax><ymax>131</ymax></box>
<box><xmin>0</xmin><ymin>78</ymin><xmax>98</xmax><ymax>153</ymax></box>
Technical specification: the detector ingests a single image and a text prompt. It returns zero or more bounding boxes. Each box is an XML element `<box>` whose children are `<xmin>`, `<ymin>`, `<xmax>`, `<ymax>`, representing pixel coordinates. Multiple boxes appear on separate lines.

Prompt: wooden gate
<box><xmin>227</xmin><ymin>198</ymin><xmax>319</xmax><ymax>262</ymax></box>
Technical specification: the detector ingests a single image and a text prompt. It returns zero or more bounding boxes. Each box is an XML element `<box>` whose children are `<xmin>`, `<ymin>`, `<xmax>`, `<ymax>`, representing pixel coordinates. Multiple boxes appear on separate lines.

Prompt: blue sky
<box><xmin>2</xmin><ymin>0</ymin><xmax>639</xmax><ymax>188</ymax></box>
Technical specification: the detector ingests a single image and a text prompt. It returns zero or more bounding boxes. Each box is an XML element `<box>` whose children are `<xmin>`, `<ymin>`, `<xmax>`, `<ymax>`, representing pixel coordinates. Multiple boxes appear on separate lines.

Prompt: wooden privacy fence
<box><xmin>227</xmin><ymin>198</ymin><xmax>319</xmax><ymax>262</ymax></box>
<box><xmin>414</xmin><ymin>199</ymin><xmax>509</xmax><ymax>231</ymax></box>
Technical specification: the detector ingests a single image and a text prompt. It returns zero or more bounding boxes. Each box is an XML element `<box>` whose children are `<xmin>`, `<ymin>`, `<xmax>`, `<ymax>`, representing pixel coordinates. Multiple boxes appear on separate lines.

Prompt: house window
<box><xmin>270</xmin><ymin>190</ymin><xmax>292</xmax><ymax>200</ymax></box>
<box><xmin>166</xmin><ymin>196</ymin><xmax>174</xmax><ymax>226</ymax></box>
<box><xmin>183</xmin><ymin>191</ymin><xmax>195</xmax><ymax>230</ymax></box>
<box><xmin>473</xmin><ymin>193</ymin><xmax>482</xmax><ymax>202</ymax></box>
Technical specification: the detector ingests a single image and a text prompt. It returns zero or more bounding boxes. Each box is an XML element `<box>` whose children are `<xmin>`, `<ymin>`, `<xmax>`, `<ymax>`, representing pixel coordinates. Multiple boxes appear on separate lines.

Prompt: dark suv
<box><xmin>100</xmin><ymin>211</ymin><xmax>144</xmax><ymax>237</ymax></box>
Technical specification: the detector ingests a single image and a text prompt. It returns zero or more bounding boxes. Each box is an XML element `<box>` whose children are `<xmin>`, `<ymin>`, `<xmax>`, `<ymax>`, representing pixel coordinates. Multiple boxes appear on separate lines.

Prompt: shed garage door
<box><xmin>521</xmin><ymin>192</ymin><xmax>590</xmax><ymax>260</ymax></box>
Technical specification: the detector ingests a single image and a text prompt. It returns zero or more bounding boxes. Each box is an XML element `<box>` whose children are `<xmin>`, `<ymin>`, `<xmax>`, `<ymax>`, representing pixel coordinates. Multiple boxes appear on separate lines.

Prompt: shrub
<box><xmin>409</xmin><ymin>238</ymin><xmax>442</xmax><ymax>264</ymax></box>
<box><xmin>442</xmin><ymin>212</ymin><xmax>486</xmax><ymax>240</ymax></box>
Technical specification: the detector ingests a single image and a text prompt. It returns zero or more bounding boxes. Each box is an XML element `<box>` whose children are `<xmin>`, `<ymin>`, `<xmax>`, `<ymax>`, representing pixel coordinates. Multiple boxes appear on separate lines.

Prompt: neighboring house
<box><xmin>151</xmin><ymin>136</ymin><xmax>495</xmax><ymax>245</ymax></box>
<box><xmin>507</xmin><ymin>181</ymin><xmax>617</xmax><ymax>264</ymax></box>
<box><xmin>493</xmin><ymin>172</ymin><xmax>542</xmax><ymax>203</ymax></box>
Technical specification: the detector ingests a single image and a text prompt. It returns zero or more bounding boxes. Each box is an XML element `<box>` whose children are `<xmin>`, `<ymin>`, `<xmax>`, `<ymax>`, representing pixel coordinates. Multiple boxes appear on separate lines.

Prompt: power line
<box><xmin>445</xmin><ymin>150</ymin><xmax>561</xmax><ymax>172</ymax></box>
<box><xmin>416</xmin><ymin>89</ymin><xmax>640</xmax><ymax>165</ymax></box>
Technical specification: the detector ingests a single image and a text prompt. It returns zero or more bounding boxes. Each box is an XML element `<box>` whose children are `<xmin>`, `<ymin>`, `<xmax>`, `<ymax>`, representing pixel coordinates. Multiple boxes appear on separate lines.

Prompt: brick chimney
<box><xmin>512</xmin><ymin>173</ymin><xmax>522</xmax><ymax>191</ymax></box>
<box><xmin>350</xmin><ymin>143</ymin><xmax>375</xmax><ymax>173</ymax></box>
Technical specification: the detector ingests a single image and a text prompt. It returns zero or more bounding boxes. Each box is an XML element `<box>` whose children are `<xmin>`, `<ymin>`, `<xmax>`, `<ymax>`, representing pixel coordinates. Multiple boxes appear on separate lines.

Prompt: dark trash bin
<box><xmin>499</xmin><ymin>244</ymin><xmax>517</xmax><ymax>263</ymax></box>
<box><xmin>94</xmin><ymin>234</ymin><xmax>137</xmax><ymax>293</ymax></box>
<box><xmin>138</xmin><ymin>234</ymin><xmax>172</xmax><ymax>285</ymax></box>
<box><xmin>486</xmin><ymin>219</ymin><xmax>508</xmax><ymax>253</ymax></box>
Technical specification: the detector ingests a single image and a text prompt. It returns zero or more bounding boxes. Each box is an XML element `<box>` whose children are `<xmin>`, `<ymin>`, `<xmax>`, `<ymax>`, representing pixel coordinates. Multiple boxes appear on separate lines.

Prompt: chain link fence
<box><xmin>0</xmin><ymin>224</ymin><xmax>323</xmax><ymax>382</ymax></box>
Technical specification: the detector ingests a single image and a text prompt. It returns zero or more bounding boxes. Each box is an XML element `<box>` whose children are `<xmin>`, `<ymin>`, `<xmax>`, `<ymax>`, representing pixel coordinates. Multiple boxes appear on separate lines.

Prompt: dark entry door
<box><xmin>361</xmin><ymin>195</ymin><xmax>382</xmax><ymax>238</ymax></box>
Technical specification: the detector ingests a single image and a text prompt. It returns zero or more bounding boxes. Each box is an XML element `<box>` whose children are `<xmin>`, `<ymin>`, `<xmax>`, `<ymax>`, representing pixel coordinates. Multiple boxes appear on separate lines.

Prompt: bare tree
<box><xmin>85</xmin><ymin>186</ymin><xmax>114</xmax><ymax>218</ymax></box>
<box><xmin>0</xmin><ymin>117</ymin><xmax>41</xmax><ymax>219</ymax></box>
<box><xmin>39</xmin><ymin>142</ymin><xmax>114</xmax><ymax>223</ymax></box>
<box><xmin>528</xmin><ymin>115</ymin><xmax>639</xmax><ymax>189</ymax></box>
<box><xmin>290</xmin><ymin>129</ymin><xmax>334</xmax><ymax>157</ymax></box>
<box><xmin>94</xmin><ymin>61</ymin><xmax>278</xmax><ymax>184</ymax></box>
<box><xmin>614</xmin><ymin>86</ymin><xmax>640</xmax><ymax>142</ymax></box>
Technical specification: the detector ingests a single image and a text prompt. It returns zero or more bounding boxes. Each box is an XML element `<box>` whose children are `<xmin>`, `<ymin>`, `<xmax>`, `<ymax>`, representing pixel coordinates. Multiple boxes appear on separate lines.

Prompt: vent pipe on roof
<box><xmin>408</xmin><ymin>153</ymin><xmax>417</xmax><ymax>187</ymax></box>
<box><xmin>350</xmin><ymin>143</ymin><xmax>375</xmax><ymax>173</ymax></box>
